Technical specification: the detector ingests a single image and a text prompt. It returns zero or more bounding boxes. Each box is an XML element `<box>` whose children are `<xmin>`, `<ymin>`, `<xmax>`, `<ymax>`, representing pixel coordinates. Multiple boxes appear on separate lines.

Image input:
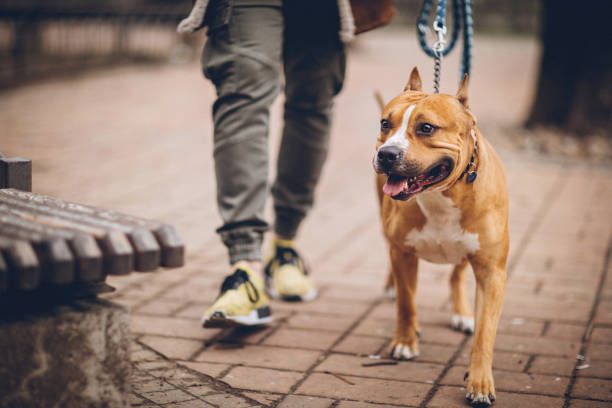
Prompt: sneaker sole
<box><xmin>267</xmin><ymin>281</ymin><xmax>318</xmax><ymax>302</ymax></box>
<box><xmin>201</xmin><ymin>306</ymin><xmax>273</xmax><ymax>328</ymax></box>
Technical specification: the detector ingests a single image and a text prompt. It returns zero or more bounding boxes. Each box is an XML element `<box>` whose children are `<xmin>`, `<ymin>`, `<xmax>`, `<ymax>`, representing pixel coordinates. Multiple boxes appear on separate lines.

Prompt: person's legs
<box><xmin>203</xmin><ymin>4</ymin><xmax>283</xmax><ymax>264</ymax></box>
<box><xmin>201</xmin><ymin>4</ymin><xmax>283</xmax><ymax>327</ymax></box>
<box><xmin>272</xmin><ymin>3</ymin><xmax>346</xmax><ymax>239</ymax></box>
<box><xmin>266</xmin><ymin>1</ymin><xmax>346</xmax><ymax>300</ymax></box>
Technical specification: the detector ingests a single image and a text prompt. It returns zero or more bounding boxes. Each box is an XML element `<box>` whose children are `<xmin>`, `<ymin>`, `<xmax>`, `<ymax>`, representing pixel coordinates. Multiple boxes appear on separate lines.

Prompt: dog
<box><xmin>373</xmin><ymin>67</ymin><xmax>509</xmax><ymax>407</ymax></box>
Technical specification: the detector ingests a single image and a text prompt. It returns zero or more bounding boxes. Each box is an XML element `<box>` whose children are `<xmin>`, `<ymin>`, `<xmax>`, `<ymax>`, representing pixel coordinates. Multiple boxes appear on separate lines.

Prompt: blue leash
<box><xmin>417</xmin><ymin>0</ymin><xmax>473</xmax><ymax>92</ymax></box>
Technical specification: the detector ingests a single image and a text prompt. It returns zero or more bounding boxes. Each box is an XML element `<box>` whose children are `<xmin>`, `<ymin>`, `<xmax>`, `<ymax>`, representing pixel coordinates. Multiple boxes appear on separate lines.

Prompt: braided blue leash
<box><xmin>417</xmin><ymin>0</ymin><xmax>473</xmax><ymax>88</ymax></box>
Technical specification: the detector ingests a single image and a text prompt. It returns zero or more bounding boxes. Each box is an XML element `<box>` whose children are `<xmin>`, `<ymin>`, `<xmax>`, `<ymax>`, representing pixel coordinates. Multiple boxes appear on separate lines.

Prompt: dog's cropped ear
<box><xmin>456</xmin><ymin>74</ymin><xmax>469</xmax><ymax>107</ymax></box>
<box><xmin>404</xmin><ymin>67</ymin><xmax>422</xmax><ymax>92</ymax></box>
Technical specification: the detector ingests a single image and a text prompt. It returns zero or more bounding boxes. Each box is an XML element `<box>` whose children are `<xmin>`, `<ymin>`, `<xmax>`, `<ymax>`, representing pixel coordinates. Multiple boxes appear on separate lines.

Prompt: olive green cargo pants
<box><xmin>202</xmin><ymin>2</ymin><xmax>346</xmax><ymax>264</ymax></box>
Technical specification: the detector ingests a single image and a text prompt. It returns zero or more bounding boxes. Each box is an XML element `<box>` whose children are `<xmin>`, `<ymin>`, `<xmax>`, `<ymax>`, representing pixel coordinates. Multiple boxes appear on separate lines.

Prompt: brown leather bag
<box><xmin>351</xmin><ymin>0</ymin><xmax>396</xmax><ymax>35</ymax></box>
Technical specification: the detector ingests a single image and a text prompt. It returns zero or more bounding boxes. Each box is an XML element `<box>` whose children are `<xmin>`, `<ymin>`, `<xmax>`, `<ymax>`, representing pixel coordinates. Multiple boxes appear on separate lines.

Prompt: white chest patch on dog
<box><xmin>405</xmin><ymin>192</ymin><xmax>480</xmax><ymax>264</ymax></box>
<box><xmin>381</xmin><ymin>105</ymin><xmax>415</xmax><ymax>151</ymax></box>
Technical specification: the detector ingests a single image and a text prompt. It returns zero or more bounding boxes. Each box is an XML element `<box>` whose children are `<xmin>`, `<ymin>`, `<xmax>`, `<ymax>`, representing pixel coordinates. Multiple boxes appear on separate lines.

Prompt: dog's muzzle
<box><xmin>375</xmin><ymin>145</ymin><xmax>404</xmax><ymax>173</ymax></box>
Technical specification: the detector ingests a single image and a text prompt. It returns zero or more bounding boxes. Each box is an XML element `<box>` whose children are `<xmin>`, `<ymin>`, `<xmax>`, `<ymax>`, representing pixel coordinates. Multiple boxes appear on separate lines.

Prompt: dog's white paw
<box><xmin>451</xmin><ymin>314</ymin><xmax>474</xmax><ymax>334</ymax></box>
<box><xmin>391</xmin><ymin>343</ymin><xmax>419</xmax><ymax>360</ymax></box>
<box><xmin>466</xmin><ymin>391</ymin><xmax>494</xmax><ymax>407</ymax></box>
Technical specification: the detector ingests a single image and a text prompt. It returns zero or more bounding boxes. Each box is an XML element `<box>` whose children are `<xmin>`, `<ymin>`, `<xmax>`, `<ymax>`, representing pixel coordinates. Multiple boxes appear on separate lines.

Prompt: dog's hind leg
<box><xmin>450</xmin><ymin>260</ymin><xmax>474</xmax><ymax>334</ymax></box>
<box><xmin>384</xmin><ymin>268</ymin><xmax>396</xmax><ymax>299</ymax></box>
<box><xmin>389</xmin><ymin>245</ymin><xmax>420</xmax><ymax>360</ymax></box>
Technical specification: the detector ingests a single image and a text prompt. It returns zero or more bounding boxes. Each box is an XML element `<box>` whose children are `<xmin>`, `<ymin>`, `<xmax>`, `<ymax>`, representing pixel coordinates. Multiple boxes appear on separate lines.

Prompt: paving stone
<box><xmin>335</xmin><ymin>401</ymin><xmax>407</xmax><ymax>408</ymax></box>
<box><xmin>352</xmin><ymin>316</ymin><xmax>394</xmax><ymax>338</ymax></box>
<box><xmin>332</xmin><ymin>335</ymin><xmax>389</xmax><ymax>356</ymax></box>
<box><xmin>316</xmin><ymin>353</ymin><xmax>443</xmax><ymax>383</ymax></box>
<box><xmin>133</xmin><ymin>298</ymin><xmax>183</xmax><ymax>316</ymax></box>
<box><xmin>141</xmin><ymin>389</ymin><xmax>195</xmax><ymax>405</ymax></box>
<box><xmin>139</xmin><ymin>335</ymin><xmax>204</xmax><ymax>360</ymax></box>
<box><xmin>420</xmin><ymin>325</ymin><xmax>467</xmax><ymax>346</ymax></box>
<box><xmin>493</xmin><ymin>333</ymin><xmax>580</xmax><ymax>357</ymax></box>
<box><xmin>502</xmin><ymin>299</ymin><xmax>592</xmax><ymax>322</ymax></box>
<box><xmin>568</xmin><ymin>399</ymin><xmax>612</xmax><ymax>407</ymax></box>
<box><xmin>128</xmin><ymin>393</ymin><xmax>147</xmax><ymax>405</ymax></box>
<box><xmin>591</xmin><ymin>327</ymin><xmax>612</xmax><ymax>344</ymax></box>
<box><xmin>287</xmin><ymin>313</ymin><xmax>355</xmax><ymax>333</ymax></box>
<box><xmin>455</xmin><ymin>347</ymin><xmax>529</xmax><ymax>372</ymax></box>
<box><xmin>271</xmin><ymin>298</ymin><xmax>371</xmax><ymax>317</ymax></box>
<box><xmin>319</xmin><ymin>285</ymin><xmax>383</xmax><ymax>303</ymax></box>
<box><xmin>427</xmin><ymin>385</ymin><xmax>564</xmax><ymax>408</ymax></box>
<box><xmin>576</xmin><ymin>360</ymin><xmax>612</xmax><ymax>378</ymax></box>
<box><xmin>497</xmin><ymin>317</ymin><xmax>546</xmax><ymax>337</ymax></box>
<box><xmin>174</xmin><ymin>302</ymin><xmax>209</xmax><ymax>319</ymax></box>
<box><xmin>529</xmin><ymin>356</ymin><xmax>576</xmax><ymax>377</ymax></box>
<box><xmin>277</xmin><ymin>394</ymin><xmax>334</xmax><ymax>408</ymax></box>
<box><xmin>131</xmin><ymin>315</ymin><xmax>222</xmax><ymax>340</ymax></box>
<box><xmin>185</xmin><ymin>384</ymin><xmax>217</xmax><ymax>397</ymax></box>
<box><xmin>572</xmin><ymin>377</ymin><xmax>612</xmax><ymax>400</ymax></box>
<box><xmin>180</xmin><ymin>361</ymin><xmax>231</xmax><ymax>379</ymax></box>
<box><xmin>242</xmin><ymin>392</ymin><xmax>282</xmax><ymax>406</ymax></box>
<box><xmin>222</xmin><ymin>366</ymin><xmax>304</xmax><ymax>393</ymax></box>
<box><xmin>585</xmin><ymin>343</ymin><xmax>612</xmax><ymax>361</ymax></box>
<box><xmin>202</xmin><ymin>392</ymin><xmax>260</xmax><ymax>407</ymax></box>
<box><xmin>135</xmin><ymin>360</ymin><xmax>174</xmax><ymax>372</ymax></box>
<box><xmin>195</xmin><ymin>344</ymin><xmax>321</xmax><ymax>371</ymax></box>
<box><xmin>132</xmin><ymin>379</ymin><xmax>175</xmax><ymax>394</ymax></box>
<box><xmin>131</xmin><ymin>347</ymin><xmax>163</xmax><ymax>363</ymax></box>
<box><xmin>296</xmin><ymin>373</ymin><xmax>431</xmax><ymax>406</ymax></box>
<box><xmin>415</xmin><ymin>343</ymin><xmax>457</xmax><ymax>365</ymax></box>
<box><xmin>166</xmin><ymin>399</ymin><xmax>214</xmax><ymax>407</ymax></box>
<box><xmin>263</xmin><ymin>327</ymin><xmax>341</xmax><ymax>350</ymax></box>
<box><xmin>441</xmin><ymin>366</ymin><xmax>569</xmax><ymax>396</ymax></box>
<box><xmin>545</xmin><ymin>322</ymin><xmax>586</xmax><ymax>341</ymax></box>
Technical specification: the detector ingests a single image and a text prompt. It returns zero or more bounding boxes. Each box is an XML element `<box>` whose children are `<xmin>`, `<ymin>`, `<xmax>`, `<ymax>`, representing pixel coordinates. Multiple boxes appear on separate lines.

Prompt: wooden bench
<box><xmin>0</xmin><ymin>152</ymin><xmax>184</xmax><ymax>300</ymax></box>
<box><xmin>0</xmin><ymin>152</ymin><xmax>185</xmax><ymax>407</ymax></box>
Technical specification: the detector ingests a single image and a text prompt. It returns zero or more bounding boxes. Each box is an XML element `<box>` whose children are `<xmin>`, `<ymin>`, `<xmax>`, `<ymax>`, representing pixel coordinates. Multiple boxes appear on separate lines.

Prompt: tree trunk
<box><xmin>526</xmin><ymin>0</ymin><xmax>612</xmax><ymax>136</ymax></box>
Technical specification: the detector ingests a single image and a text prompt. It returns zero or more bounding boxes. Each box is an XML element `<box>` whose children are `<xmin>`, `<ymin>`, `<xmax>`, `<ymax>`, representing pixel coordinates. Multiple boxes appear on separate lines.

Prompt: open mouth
<box><xmin>382</xmin><ymin>159</ymin><xmax>452</xmax><ymax>200</ymax></box>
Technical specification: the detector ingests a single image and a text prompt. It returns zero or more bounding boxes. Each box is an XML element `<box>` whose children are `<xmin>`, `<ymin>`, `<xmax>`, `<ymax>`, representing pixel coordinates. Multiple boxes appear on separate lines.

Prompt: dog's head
<box><xmin>373</xmin><ymin>67</ymin><xmax>476</xmax><ymax>201</ymax></box>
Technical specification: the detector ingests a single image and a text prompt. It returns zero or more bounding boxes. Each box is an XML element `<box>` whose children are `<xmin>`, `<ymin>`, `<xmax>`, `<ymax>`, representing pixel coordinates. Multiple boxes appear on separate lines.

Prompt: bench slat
<box><xmin>0</xmin><ymin>209</ymin><xmax>107</xmax><ymax>282</ymax></box>
<box><xmin>0</xmin><ymin>252</ymin><xmax>7</xmax><ymax>293</ymax></box>
<box><xmin>0</xmin><ymin>195</ymin><xmax>157</xmax><ymax>272</ymax></box>
<box><xmin>0</xmin><ymin>189</ymin><xmax>181</xmax><ymax>269</ymax></box>
<box><xmin>0</xmin><ymin>238</ymin><xmax>41</xmax><ymax>291</ymax></box>
<box><xmin>0</xmin><ymin>157</ymin><xmax>32</xmax><ymax>192</ymax></box>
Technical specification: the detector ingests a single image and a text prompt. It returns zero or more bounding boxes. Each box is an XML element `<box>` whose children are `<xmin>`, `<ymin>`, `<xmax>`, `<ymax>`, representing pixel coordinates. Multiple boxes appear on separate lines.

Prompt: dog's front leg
<box><xmin>465</xmin><ymin>256</ymin><xmax>506</xmax><ymax>407</ymax></box>
<box><xmin>389</xmin><ymin>245</ymin><xmax>420</xmax><ymax>360</ymax></box>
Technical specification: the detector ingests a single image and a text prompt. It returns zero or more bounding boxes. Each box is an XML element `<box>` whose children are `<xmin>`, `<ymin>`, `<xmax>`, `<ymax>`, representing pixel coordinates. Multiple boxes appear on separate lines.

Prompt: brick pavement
<box><xmin>2</xmin><ymin>28</ymin><xmax>612</xmax><ymax>407</ymax></box>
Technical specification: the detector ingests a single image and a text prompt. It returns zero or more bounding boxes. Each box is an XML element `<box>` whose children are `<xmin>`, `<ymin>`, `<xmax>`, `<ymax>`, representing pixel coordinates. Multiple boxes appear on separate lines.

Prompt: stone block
<box><xmin>0</xmin><ymin>298</ymin><xmax>131</xmax><ymax>408</ymax></box>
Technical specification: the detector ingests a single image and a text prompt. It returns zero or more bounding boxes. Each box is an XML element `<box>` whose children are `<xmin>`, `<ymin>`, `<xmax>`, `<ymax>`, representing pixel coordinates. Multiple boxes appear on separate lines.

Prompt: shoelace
<box><xmin>265</xmin><ymin>246</ymin><xmax>309</xmax><ymax>276</ymax></box>
<box><xmin>220</xmin><ymin>269</ymin><xmax>260</xmax><ymax>303</ymax></box>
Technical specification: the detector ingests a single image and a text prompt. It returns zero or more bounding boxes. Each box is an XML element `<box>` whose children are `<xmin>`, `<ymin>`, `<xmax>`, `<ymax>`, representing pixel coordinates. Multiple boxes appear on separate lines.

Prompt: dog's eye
<box><xmin>417</xmin><ymin>123</ymin><xmax>436</xmax><ymax>136</ymax></box>
<box><xmin>380</xmin><ymin>119</ymin><xmax>391</xmax><ymax>132</ymax></box>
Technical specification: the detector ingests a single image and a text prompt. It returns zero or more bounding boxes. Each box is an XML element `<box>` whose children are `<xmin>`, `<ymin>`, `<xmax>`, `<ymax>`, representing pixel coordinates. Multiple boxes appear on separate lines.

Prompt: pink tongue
<box><xmin>383</xmin><ymin>179</ymin><xmax>406</xmax><ymax>196</ymax></box>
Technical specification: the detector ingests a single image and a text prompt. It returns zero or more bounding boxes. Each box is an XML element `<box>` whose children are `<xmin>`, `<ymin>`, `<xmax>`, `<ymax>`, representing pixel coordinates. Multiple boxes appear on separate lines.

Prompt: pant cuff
<box><xmin>217</xmin><ymin>223</ymin><xmax>267</xmax><ymax>264</ymax></box>
<box><xmin>274</xmin><ymin>207</ymin><xmax>304</xmax><ymax>240</ymax></box>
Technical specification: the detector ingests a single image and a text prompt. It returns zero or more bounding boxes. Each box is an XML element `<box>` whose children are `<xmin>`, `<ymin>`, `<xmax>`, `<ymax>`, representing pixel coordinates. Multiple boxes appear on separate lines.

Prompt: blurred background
<box><xmin>1</xmin><ymin>0</ymin><xmax>610</xmax><ymax>156</ymax></box>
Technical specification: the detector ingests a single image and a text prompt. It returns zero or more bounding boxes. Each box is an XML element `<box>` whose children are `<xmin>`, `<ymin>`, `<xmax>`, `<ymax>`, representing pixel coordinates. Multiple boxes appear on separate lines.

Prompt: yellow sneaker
<box><xmin>264</xmin><ymin>239</ymin><xmax>318</xmax><ymax>302</ymax></box>
<box><xmin>202</xmin><ymin>266</ymin><xmax>272</xmax><ymax>328</ymax></box>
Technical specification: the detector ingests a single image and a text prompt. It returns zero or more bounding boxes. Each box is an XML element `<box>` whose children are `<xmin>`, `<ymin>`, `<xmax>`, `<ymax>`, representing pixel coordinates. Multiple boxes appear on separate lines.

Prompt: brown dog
<box><xmin>373</xmin><ymin>68</ymin><xmax>508</xmax><ymax>407</ymax></box>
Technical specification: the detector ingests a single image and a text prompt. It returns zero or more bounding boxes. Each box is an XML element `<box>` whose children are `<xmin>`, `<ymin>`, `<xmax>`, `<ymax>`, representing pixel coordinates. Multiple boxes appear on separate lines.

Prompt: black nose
<box><xmin>377</xmin><ymin>146</ymin><xmax>403</xmax><ymax>167</ymax></box>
